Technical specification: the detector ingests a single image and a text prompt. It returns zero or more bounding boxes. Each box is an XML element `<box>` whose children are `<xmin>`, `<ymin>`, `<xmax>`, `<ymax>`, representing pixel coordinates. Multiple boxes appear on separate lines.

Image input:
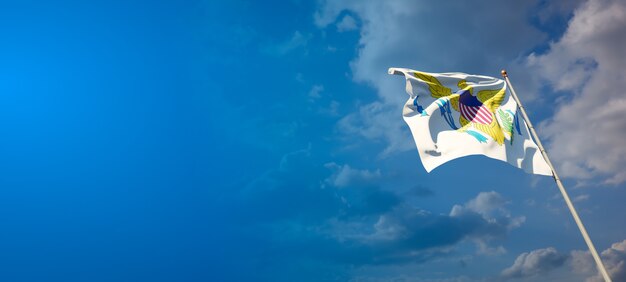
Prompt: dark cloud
<box><xmin>215</xmin><ymin>147</ymin><xmax>525</xmax><ymax>281</ymax></box>
<box><xmin>317</xmin><ymin>191</ymin><xmax>524</xmax><ymax>266</ymax></box>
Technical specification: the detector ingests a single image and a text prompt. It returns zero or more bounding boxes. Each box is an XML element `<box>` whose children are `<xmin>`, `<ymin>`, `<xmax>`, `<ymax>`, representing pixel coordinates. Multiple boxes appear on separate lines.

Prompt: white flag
<box><xmin>389</xmin><ymin>68</ymin><xmax>552</xmax><ymax>175</ymax></box>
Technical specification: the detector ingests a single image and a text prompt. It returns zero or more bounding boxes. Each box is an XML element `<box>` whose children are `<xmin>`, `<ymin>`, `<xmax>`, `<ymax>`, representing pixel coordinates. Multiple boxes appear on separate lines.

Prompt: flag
<box><xmin>389</xmin><ymin>68</ymin><xmax>552</xmax><ymax>175</ymax></box>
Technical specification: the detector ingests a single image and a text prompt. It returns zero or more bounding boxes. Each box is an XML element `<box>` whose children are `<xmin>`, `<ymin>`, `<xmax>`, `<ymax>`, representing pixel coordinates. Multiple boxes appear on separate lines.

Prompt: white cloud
<box><xmin>295</xmin><ymin>72</ymin><xmax>305</xmax><ymax>83</ymax></box>
<box><xmin>319</xmin><ymin>100</ymin><xmax>340</xmax><ymax>116</ymax></box>
<box><xmin>475</xmin><ymin>239</ymin><xmax>507</xmax><ymax>256</ymax></box>
<box><xmin>573</xmin><ymin>194</ymin><xmax>590</xmax><ymax>202</ymax></box>
<box><xmin>264</xmin><ymin>31</ymin><xmax>312</xmax><ymax>55</ymax></box>
<box><xmin>502</xmin><ymin>239</ymin><xmax>626</xmax><ymax>281</ymax></box>
<box><xmin>458</xmin><ymin>191</ymin><xmax>508</xmax><ymax>217</ymax></box>
<box><xmin>324</xmin><ymin>162</ymin><xmax>382</xmax><ymax>188</ymax></box>
<box><xmin>528</xmin><ymin>0</ymin><xmax>626</xmax><ymax>184</ymax></box>
<box><xmin>501</xmin><ymin>247</ymin><xmax>568</xmax><ymax>279</ymax></box>
<box><xmin>336</xmin><ymin>15</ymin><xmax>357</xmax><ymax>32</ymax></box>
<box><xmin>336</xmin><ymin>101</ymin><xmax>415</xmax><ymax>156</ymax></box>
<box><xmin>449</xmin><ymin>191</ymin><xmax>524</xmax><ymax>229</ymax></box>
<box><xmin>572</xmin><ymin>240</ymin><xmax>626</xmax><ymax>282</ymax></box>
<box><xmin>308</xmin><ymin>84</ymin><xmax>324</xmax><ymax>99</ymax></box>
<box><xmin>571</xmin><ymin>249</ymin><xmax>597</xmax><ymax>275</ymax></box>
<box><xmin>315</xmin><ymin>1</ymin><xmax>547</xmax><ymax>156</ymax></box>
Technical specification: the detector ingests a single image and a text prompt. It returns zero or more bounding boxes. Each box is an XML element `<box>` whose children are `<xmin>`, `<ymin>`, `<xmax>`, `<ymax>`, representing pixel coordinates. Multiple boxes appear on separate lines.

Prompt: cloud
<box><xmin>323</xmin><ymin>191</ymin><xmax>524</xmax><ymax>264</ymax></box>
<box><xmin>528</xmin><ymin>0</ymin><xmax>626</xmax><ymax>184</ymax></box>
<box><xmin>315</xmin><ymin>1</ymin><xmax>547</xmax><ymax>156</ymax></box>
<box><xmin>573</xmin><ymin>194</ymin><xmax>590</xmax><ymax>202</ymax></box>
<box><xmin>316</xmin><ymin>0</ymin><xmax>626</xmax><ymax>184</ymax></box>
<box><xmin>501</xmin><ymin>239</ymin><xmax>626</xmax><ymax>281</ymax></box>
<box><xmin>336</xmin><ymin>15</ymin><xmax>357</xmax><ymax>32</ymax></box>
<box><xmin>534</xmin><ymin>0</ymin><xmax>586</xmax><ymax>24</ymax></box>
<box><xmin>324</xmin><ymin>162</ymin><xmax>382</xmax><ymax>188</ymax></box>
<box><xmin>570</xmin><ymin>249</ymin><xmax>597</xmax><ymax>275</ymax></box>
<box><xmin>336</xmin><ymin>101</ymin><xmax>415</xmax><ymax>156</ymax></box>
<box><xmin>500</xmin><ymin>247</ymin><xmax>568</xmax><ymax>279</ymax></box>
<box><xmin>450</xmin><ymin>191</ymin><xmax>525</xmax><ymax>231</ymax></box>
<box><xmin>451</xmin><ymin>191</ymin><xmax>507</xmax><ymax>218</ymax></box>
<box><xmin>308</xmin><ymin>84</ymin><xmax>324</xmax><ymax>99</ymax></box>
<box><xmin>449</xmin><ymin>191</ymin><xmax>525</xmax><ymax>254</ymax></box>
<box><xmin>320</xmin><ymin>100</ymin><xmax>340</xmax><ymax>116</ymax></box>
<box><xmin>230</xmin><ymin>146</ymin><xmax>346</xmax><ymax>224</ymax></box>
<box><xmin>237</xmin><ymin>151</ymin><xmax>524</xmax><ymax>268</ymax></box>
<box><xmin>264</xmin><ymin>31</ymin><xmax>312</xmax><ymax>56</ymax></box>
<box><xmin>347</xmin><ymin>275</ymin><xmax>475</xmax><ymax>282</ymax></box>
<box><xmin>229</xmin><ymin>146</ymin><xmax>400</xmax><ymax>226</ymax></box>
<box><xmin>572</xmin><ymin>240</ymin><xmax>626</xmax><ymax>282</ymax></box>
<box><xmin>226</xmin><ymin>152</ymin><xmax>524</xmax><ymax>279</ymax></box>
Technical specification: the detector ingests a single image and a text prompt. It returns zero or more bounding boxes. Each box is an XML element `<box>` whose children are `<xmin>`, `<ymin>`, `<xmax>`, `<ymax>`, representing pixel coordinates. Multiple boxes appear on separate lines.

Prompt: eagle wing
<box><xmin>472</xmin><ymin>119</ymin><xmax>505</xmax><ymax>145</ymax></box>
<box><xmin>412</xmin><ymin>71</ymin><xmax>453</xmax><ymax>99</ymax></box>
<box><xmin>476</xmin><ymin>87</ymin><xmax>506</xmax><ymax>112</ymax></box>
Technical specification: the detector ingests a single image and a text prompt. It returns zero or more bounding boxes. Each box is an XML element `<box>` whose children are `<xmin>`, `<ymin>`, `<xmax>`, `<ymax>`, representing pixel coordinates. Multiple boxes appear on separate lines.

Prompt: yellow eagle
<box><xmin>413</xmin><ymin>71</ymin><xmax>507</xmax><ymax>145</ymax></box>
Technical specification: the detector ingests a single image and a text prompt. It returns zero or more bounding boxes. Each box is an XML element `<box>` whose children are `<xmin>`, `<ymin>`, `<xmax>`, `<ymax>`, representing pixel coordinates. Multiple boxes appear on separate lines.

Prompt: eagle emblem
<box><xmin>412</xmin><ymin>71</ymin><xmax>510</xmax><ymax>145</ymax></box>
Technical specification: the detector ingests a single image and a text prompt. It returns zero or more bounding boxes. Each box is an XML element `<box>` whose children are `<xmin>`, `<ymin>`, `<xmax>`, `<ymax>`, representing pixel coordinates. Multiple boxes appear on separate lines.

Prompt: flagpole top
<box><xmin>501</xmin><ymin>70</ymin><xmax>508</xmax><ymax>77</ymax></box>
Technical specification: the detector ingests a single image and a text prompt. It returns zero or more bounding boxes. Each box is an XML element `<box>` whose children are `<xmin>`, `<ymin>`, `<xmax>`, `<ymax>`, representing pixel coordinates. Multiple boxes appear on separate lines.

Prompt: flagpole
<box><xmin>501</xmin><ymin>70</ymin><xmax>612</xmax><ymax>282</ymax></box>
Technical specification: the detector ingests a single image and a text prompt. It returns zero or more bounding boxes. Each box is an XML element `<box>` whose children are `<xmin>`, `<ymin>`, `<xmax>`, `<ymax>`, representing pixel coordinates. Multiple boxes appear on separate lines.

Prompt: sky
<box><xmin>1</xmin><ymin>0</ymin><xmax>626</xmax><ymax>281</ymax></box>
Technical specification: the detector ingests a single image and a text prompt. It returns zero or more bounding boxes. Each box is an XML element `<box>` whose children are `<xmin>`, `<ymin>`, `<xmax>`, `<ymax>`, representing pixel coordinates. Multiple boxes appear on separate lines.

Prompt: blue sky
<box><xmin>1</xmin><ymin>0</ymin><xmax>626</xmax><ymax>281</ymax></box>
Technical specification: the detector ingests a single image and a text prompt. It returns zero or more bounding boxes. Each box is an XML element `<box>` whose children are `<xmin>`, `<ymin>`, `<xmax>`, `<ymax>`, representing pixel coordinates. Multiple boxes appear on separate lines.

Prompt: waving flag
<box><xmin>389</xmin><ymin>68</ymin><xmax>551</xmax><ymax>175</ymax></box>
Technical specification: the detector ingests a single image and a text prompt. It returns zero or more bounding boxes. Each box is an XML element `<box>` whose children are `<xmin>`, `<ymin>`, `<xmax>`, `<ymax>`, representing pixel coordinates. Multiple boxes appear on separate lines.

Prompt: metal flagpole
<box><xmin>501</xmin><ymin>70</ymin><xmax>612</xmax><ymax>282</ymax></box>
